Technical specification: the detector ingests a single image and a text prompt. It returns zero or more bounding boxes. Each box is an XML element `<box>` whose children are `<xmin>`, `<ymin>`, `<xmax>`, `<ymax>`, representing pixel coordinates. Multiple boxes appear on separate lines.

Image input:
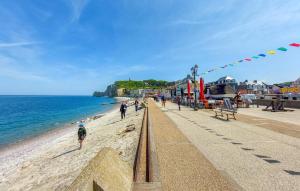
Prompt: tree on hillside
<box><xmin>115</xmin><ymin>79</ymin><xmax>168</xmax><ymax>89</ymax></box>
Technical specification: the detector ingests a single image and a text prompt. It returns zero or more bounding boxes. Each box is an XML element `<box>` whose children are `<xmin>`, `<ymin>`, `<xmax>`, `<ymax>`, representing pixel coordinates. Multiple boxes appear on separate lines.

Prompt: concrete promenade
<box><xmin>152</xmin><ymin>101</ymin><xmax>300</xmax><ymax>191</ymax></box>
<box><xmin>148</xmin><ymin>101</ymin><xmax>237</xmax><ymax>191</ymax></box>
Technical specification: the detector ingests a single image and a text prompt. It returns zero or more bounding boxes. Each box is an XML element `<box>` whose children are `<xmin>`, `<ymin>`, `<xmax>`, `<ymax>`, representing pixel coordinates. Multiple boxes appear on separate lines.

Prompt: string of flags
<box><xmin>200</xmin><ymin>42</ymin><xmax>300</xmax><ymax>76</ymax></box>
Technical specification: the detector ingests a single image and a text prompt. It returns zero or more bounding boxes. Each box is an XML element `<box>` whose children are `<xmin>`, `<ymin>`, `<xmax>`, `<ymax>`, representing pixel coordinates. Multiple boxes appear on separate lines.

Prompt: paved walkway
<box><xmin>236</xmin><ymin>113</ymin><xmax>300</xmax><ymax>139</ymax></box>
<box><xmin>156</xmin><ymin>101</ymin><xmax>300</xmax><ymax>191</ymax></box>
<box><xmin>148</xmin><ymin>101</ymin><xmax>237</xmax><ymax>191</ymax></box>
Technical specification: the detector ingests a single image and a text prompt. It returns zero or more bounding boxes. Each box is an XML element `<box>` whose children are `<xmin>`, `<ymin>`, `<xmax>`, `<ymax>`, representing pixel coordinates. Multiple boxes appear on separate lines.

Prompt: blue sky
<box><xmin>0</xmin><ymin>0</ymin><xmax>300</xmax><ymax>95</ymax></box>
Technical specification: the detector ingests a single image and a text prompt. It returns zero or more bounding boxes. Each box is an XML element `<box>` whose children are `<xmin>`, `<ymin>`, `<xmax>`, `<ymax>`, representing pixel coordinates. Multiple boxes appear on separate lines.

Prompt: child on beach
<box><xmin>78</xmin><ymin>123</ymin><xmax>86</xmax><ymax>150</ymax></box>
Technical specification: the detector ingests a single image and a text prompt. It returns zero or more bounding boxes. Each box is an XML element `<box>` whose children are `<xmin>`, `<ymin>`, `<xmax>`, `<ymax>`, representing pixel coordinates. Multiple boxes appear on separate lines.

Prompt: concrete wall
<box><xmin>254</xmin><ymin>99</ymin><xmax>300</xmax><ymax>109</ymax></box>
<box><xmin>67</xmin><ymin>147</ymin><xmax>133</xmax><ymax>191</ymax></box>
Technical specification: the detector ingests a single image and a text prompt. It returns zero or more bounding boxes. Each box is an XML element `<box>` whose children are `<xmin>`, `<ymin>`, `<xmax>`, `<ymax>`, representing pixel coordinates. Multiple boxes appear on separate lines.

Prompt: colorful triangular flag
<box><xmin>258</xmin><ymin>54</ymin><xmax>266</xmax><ymax>57</ymax></box>
<box><xmin>289</xmin><ymin>43</ymin><xmax>300</xmax><ymax>47</ymax></box>
<box><xmin>267</xmin><ymin>50</ymin><xmax>276</xmax><ymax>55</ymax></box>
<box><xmin>277</xmin><ymin>47</ymin><xmax>287</xmax><ymax>51</ymax></box>
<box><xmin>252</xmin><ymin>56</ymin><xmax>259</xmax><ymax>59</ymax></box>
<box><xmin>245</xmin><ymin>58</ymin><xmax>252</xmax><ymax>61</ymax></box>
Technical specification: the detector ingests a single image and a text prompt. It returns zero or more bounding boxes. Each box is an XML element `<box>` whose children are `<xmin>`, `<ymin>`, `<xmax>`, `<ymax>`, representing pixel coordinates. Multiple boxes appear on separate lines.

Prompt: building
<box><xmin>238</xmin><ymin>80</ymin><xmax>268</xmax><ymax>95</ymax></box>
<box><xmin>173</xmin><ymin>75</ymin><xmax>197</xmax><ymax>97</ymax></box>
<box><xmin>271</xmin><ymin>77</ymin><xmax>300</xmax><ymax>94</ymax></box>
<box><xmin>206</xmin><ymin>76</ymin><xmax>238</xmax><ymax>95</ymax></box>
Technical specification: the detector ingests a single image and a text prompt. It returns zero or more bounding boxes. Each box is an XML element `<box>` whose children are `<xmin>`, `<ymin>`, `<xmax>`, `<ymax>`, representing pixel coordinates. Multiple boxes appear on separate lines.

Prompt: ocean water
<box><xmin>0</xmin><ymin>96</ymin><xmax>116</xmax><ymax>147</ymax></box>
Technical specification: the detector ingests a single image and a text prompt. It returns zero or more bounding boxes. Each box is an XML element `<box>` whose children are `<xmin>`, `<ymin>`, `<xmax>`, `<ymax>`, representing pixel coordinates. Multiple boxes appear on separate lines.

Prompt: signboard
<box><xmin>280</xmin><ymin>87</ymin><xmax>300</xmax><ymax>93</ymax></box>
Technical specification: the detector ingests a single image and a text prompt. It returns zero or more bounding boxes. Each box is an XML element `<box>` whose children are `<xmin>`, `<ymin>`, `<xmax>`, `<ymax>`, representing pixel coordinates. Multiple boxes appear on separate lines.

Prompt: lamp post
<box><xmin>191</xmin><ymin>64</ymin><xmax>199</xmax><ymax>110</ymax></box>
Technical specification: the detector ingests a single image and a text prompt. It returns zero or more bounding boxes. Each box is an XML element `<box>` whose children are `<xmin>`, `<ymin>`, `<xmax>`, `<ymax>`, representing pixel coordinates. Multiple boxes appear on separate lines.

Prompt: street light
<box><xmin>191</xmin><ymin>64</ymin><xmax>198</xmax><ymax>110</ymax></box>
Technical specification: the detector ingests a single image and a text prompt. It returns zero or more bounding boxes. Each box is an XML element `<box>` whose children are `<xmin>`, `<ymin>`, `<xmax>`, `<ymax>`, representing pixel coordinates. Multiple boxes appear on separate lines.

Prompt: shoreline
<box><xmin>0</xmin><ymin>97</ymin><xmax>129</xmax><ymax>158</ymax></box>
<box><xmin>0</xmin><ymin>96</ymin><xmax>142</xmax><ymax>190</ymax></box>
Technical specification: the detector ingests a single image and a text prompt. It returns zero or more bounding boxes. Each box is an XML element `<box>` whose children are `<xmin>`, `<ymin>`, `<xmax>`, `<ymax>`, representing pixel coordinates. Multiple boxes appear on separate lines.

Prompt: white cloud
<box><xmin>0</xmin><ymin>42</ymin><xmax>41</xmax><ymax>48</ymax></box>
<box><xmin>68</xmin><ymin>0</ymin><xmax>90</xmax><ymax>22</ymax></box>
<box><xmin>170</xmin><ymin>19</ymin><xmax>207</xmax><ymax>26</ymax></box>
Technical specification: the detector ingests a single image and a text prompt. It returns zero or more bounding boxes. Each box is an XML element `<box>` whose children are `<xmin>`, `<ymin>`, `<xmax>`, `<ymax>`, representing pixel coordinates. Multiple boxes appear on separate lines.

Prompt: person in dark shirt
<box><xmin>120</xmin><ymin>102</ymin><xmax>127</xmax><ymax>119</ymax></box>
<box><xmin>176</xmin><ymin>96</ymin><xmax>181</xmax><ymax>111</ymax></box>
<box><xmin>134</xmin><ymin>99</ymin><xmax>139</xmax><ymax>113</ymax></box>
<box><xmin>161</xmin><ymin>95</ymin><xmax>166</xmax><ymax>107</ymax></box>
<box><xmin>78</xmin><ymin>123</ymin><xmax>86</xmax><ymax>150</ymax></box>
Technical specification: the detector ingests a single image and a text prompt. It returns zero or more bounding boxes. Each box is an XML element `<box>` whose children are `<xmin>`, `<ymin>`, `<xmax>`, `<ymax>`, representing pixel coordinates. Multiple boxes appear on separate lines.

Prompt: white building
<box><xmin>239</xmin><ymin>80</ymin><xmax>268</xmax><ymax>94</ymax></box>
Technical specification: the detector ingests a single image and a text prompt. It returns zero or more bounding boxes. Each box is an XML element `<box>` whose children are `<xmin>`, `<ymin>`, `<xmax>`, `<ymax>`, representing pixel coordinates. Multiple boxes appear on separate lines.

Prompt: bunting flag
<box><xmin>199</xmin><ymin>77</ymin><xmax>206</xmax><ymax>102</ymax></box>
<box><xmin>259</xmin><ymin>54</ymin><xmax>266</xmax><ymax>57</ymax></box>
<box><xmin>187</xmin><ymin>80</ymin><xmax>191</xmax><ymax>98</ymax></box>
<box><xmin>289</xmin><ymin>43</ymin><xmax>300</xmax><ymax>47</ymax></box>
<box><xmin>267</xmin><ymin>50</ymin><xmax>276</xmax><ymax>55</ymax></box>
<box><xmin>199</xmin><ymin>42</ymin><xmax>299</xmax><ymax>77</ymax></box>
<box><xmin>278</xmin><ymin>47</ymin><xmax>287</xmax><ymax>51</ymax></box>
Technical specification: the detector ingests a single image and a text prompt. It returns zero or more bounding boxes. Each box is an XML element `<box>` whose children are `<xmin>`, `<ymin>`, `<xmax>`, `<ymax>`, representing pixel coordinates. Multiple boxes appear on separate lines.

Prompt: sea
<box><xmin>0</xmin><ymin>95</ymin><xmax>116</xmax><ymax>148</ymax></box>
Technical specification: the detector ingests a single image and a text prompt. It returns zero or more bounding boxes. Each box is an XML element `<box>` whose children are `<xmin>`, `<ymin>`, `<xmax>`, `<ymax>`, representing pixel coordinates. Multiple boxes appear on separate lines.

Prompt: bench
<box><xmin>214</xmin><ymin>98</ymin><xmax>237</xmax><ymax>120</ymax></box>
<box><xmin>214</xmin><ymin>108</ymin><xmax>237</xmax><ymax>120</ymax></box>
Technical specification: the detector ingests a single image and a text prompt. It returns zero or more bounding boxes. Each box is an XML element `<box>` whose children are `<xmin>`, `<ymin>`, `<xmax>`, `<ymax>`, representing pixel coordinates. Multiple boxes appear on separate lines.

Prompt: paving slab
<box><xmin>156</xmin><ymin>101</ymin><xmax>300</xmax><ymax>191</ymax></box>
<box><xmin>148</xmin><ymin>101</ymin><xmax>237</xmax><ymax>191</ymax></box>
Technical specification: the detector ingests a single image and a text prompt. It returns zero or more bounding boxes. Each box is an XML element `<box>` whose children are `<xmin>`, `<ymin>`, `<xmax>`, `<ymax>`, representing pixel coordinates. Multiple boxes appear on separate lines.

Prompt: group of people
<box><xmin>154</xmin><ymin>95</ymin><xmax>182</xmax><ymax>111</ymax></box>
<box><xmin>119</xmin><ymin>99</ymin><xmax>140</xmax><ymax>119</ymax></box>
<box><xmin>76</xmin><ymin>99</ymin><xmax>140</xmax><ymax>150</ymax></box>
<box><xmin>158</xmin><ymin>95</ymin><xmax>182</xmax><ymax>111</ymax></box>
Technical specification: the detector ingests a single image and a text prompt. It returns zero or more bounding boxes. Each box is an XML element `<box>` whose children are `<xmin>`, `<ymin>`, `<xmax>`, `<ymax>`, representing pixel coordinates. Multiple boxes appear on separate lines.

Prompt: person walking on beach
<box><xmin>176</xmin><ymin>96</ymin><xmax>181</xmax><ymax>111</ymax></box>
<box><xmin>134</xmin><ymin>99</ymin><xmax>139</xmax><ymax>113</ymax></box>
<box><xmin>161</xmin><ymin>95</ymin><xmax>166</xmax><ymax>108</ymax></box>
<box><xmin>78</xmin><ymin>123</ymin><xmax>86</xmax><ymax>150</ymax></box>
<box><xmin>120</xmin><ymin>102</ymin><xmax>127</xmax><ymax>119</ymax></box>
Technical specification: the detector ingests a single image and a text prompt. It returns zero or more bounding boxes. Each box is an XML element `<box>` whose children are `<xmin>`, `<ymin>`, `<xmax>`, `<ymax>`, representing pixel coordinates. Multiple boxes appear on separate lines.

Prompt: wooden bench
<box><xmin>214</xmin><ymin>108</ymin><xmax>236</xmax><ymax>120</ymax></box>
<box><xmin>214</xmin><ymin>98</ymin><xmax>237</xmax><ymax>120</ymax></box>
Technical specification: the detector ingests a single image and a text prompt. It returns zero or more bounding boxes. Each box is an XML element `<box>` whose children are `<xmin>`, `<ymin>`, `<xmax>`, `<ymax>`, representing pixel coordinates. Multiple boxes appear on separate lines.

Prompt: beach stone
<box><xmin>125</xmin><ymin>124</ymin><xmax>135</xmax><ymax>132</ymax></box>
<box><xmin>21</xmin><ymin>162</ymin><xmax>31</xmax><ymax>169</ymax></box>
<box><xmin>117</xmin><ymin>124</ymin><xmax>136</xmax><ymax>135</ymax></box>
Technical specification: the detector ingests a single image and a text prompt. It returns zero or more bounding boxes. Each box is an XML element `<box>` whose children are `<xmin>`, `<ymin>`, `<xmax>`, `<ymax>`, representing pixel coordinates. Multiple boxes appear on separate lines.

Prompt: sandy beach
<box><xmin>0</xmin><ymin>97</ymin><xmax>143</xmax><ymax>191</ymax></box>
